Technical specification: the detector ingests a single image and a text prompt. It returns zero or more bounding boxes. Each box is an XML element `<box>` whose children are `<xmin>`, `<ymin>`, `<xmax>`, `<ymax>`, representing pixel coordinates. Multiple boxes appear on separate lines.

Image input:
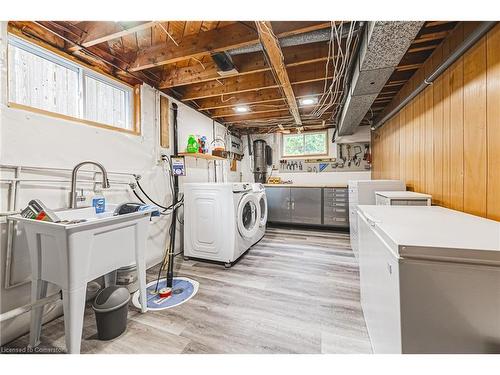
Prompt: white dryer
<box><xmin>252</xmin><ymin>183</ymin><xmax>267</xmax><ymax>244</ymax></box>
<box><xmin>183</xmin><ymin>182</ymin><xmax>260</xmax><ymax>267</ymax></box>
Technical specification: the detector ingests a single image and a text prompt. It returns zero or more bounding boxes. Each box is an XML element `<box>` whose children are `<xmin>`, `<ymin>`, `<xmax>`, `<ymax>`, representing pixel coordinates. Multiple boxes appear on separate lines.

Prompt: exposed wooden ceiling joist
<box><xmin>68</xmin><ymin>21</ymin><xmax>158</xmax><ymax>52</ymax></box>
<box><xmin>129</xmin><ymin>21</ymin><xmax>330</xmax><ymax>72</ymax></box>
<box><xmin>8</xmin><ymin>22</ymin><xmax>152</xmax><ymax>86</ymax></box>
<box><xmin>159</xmin><ymin>41</ymin><xmax>332</xmax><ymax>88</ymax></box>
<box><xmin>194</xmin><ymin>80</ymin><xmax>332</xmax><ymax>111</ymax></box>
<box><xmin>179</xmin><ymin>60</ymin><xmax>333</xmax><ymax>101</ymax></box>
<box><xmin>223</xmin><ymin>109</ymin><xmax>334</xmax><ymax>124</ymax></box>
<box><xmin>255</xmin><ymin>21</ymin><xmax>302</xmax><ymax>125</ymax></box>
<box><xmin>210</xmin><ymin>100</ymin><xmax>325</xmax><ymax>118</ymax></box>
<box><xmin>412</xmin><ymin>30</ymin><xmax>450</xmax><ymax>44</ymax></box>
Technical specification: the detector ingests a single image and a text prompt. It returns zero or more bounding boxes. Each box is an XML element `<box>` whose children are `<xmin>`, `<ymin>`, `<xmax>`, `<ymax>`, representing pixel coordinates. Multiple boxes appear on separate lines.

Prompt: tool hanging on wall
<box><xmin>338</xmin><ymin>144</ymin><xmax>345</xmax><ymax>168</ymax></box>
<box><xmin>363</xmin><ymin>143</ymin><xmax>371</xmax><ymax>164</ymax></box>
<box><xmin>353</xmin><ymin>145</ymin><xmax>362</xmax><ymax>167</ymax></box>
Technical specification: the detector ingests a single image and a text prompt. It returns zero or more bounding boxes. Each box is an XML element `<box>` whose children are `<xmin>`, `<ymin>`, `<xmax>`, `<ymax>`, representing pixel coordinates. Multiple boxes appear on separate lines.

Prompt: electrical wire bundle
<box><xmin>128</xmin><ymin>157</ymin><xmax>183</xmax><ymax>293</ymax></box>
<box><xmin>236</xmin><ymin>21</ymin><xmax>360</xmax><ymax>133</ymax></box>
<box><xmin>309</xmin><ymin>21</ymin><xmax>359</xmax><ymax>120</ymax></box>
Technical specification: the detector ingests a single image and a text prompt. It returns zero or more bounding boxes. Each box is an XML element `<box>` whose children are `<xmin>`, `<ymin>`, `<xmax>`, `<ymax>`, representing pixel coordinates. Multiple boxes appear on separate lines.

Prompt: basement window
<box><xmin>282</xmin><ymin>130</ymin><xmax>328</xmax><ymax>157</ymax></box>
<box><xmin>7</xmin><ymin>34</ymin><xmax>138</xmax><ymax>134</ymax></box>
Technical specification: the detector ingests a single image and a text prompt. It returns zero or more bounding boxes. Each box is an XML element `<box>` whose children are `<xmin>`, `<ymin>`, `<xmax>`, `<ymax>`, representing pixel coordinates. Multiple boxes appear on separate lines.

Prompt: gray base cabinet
<box><xmin>266</xmin><ymin>187</ymin><xmax>292</xmax><ymax>222</ymax></box>
<box><xmin>291</xmin><ymin>188</ymin><xmax>322</xmax><ymax>225</ymax></box>
<box><xmin>266</xmin><ymin>186</ymin><xmax>349</xmax><ymax>228</ymax></box>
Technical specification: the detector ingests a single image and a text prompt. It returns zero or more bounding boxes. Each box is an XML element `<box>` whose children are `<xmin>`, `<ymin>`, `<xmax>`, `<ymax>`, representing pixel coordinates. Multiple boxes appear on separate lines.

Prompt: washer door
<box><xmin>257</xmin><ymin>192</ymin><xmax>267</xmax><ymax>227</ymax></box>
<box><xmin>237</xmin><ymin>193</ymin><xmax>260</xmax><ymax>239</ymax></box>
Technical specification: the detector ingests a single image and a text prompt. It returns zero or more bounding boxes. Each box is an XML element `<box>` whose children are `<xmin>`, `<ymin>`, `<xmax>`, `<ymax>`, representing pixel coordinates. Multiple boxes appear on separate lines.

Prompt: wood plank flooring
<box><xmin>3</xmin><ymin>227</ymin><xmax>373</xmax><ymax>354</ymax></box>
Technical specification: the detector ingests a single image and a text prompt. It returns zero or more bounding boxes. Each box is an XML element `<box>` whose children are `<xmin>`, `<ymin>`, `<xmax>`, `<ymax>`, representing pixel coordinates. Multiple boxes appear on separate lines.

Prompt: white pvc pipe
<box><xmin>0</xmin><ymin>291</ymin><xmax>62</xmax><ymax>323</ymax></box>
<box><xmin>0</xmin><ymin>163</ymin><xmax>136</xmax><ymax>177</ymax></box>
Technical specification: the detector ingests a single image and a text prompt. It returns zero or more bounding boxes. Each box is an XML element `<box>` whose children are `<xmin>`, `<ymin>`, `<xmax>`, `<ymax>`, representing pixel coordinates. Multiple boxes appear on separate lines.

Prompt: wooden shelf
<box><xmin>178</xmin><ymin>152</ymin><xmax>226</xmax><ymax>161</ymax></box>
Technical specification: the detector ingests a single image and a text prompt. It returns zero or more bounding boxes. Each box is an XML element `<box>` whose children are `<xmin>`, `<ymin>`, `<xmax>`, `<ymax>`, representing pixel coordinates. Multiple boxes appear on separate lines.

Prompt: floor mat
<box><xmin>132</xmin><ymin>277</ymin><xmax>199</xmax><ymax>310</ymax></box>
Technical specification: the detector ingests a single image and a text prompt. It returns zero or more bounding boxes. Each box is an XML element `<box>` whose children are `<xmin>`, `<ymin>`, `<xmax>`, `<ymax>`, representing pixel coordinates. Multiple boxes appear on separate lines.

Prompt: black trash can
<box><xmin>92</xmin><ymin>286</ymin><xmax>130</xmax><ymax>340</ymax></box>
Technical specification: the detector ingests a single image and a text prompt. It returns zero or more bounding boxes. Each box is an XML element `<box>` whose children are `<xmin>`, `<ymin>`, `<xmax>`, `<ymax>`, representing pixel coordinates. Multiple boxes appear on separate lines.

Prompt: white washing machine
<box><xmin>183</xmin><ymin>182</ymin><xmax>260</xmax><ymax>267</ymax></box>
<box><xmin>252</xmin><ymin>183</ymin><xmax>267</xmax><ymax>244</ymax></box>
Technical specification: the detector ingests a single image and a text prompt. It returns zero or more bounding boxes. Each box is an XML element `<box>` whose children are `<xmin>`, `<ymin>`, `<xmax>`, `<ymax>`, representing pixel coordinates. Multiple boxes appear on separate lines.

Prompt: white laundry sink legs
<box><xmin>62</xmin><ymin>287</ymin><xmax>86</xmax><ymax>354</ymax></box>
<box><xmin>12</xmin><ymin>206</ymin><xmax>155</xmax><ymax>354</ymax></box>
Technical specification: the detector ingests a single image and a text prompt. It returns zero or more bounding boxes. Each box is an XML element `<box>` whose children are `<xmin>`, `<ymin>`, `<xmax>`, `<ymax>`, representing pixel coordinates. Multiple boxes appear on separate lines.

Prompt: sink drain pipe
<box><xmin>166</xmin><ymin>102</ymin><xmax>179</xmax><ymax>288</ymax></box>
<box><xmin>372</xmin><ymin>21</ymin><xmax>497</xmax><ymax>131</ymax></box>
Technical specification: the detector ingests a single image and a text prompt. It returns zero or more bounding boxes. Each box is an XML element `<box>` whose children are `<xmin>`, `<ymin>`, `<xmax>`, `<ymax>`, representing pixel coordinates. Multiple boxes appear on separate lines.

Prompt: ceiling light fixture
<box><xmin>299</xmin><ymin>97</ymin><xmax>318</xmax><ymax>106</ymax></box>
<box><xmin>234</xmin><ymin>106</ymin><xmax>250</xmax><ymax>113</ymax></box>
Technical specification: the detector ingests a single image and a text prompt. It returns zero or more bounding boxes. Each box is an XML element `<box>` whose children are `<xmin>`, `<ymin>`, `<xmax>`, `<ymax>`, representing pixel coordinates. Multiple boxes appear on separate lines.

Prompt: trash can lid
<box><xmin>92</xmin><ymin>286</ymin><xmax>130</xmax><ymax>313</ymax></box>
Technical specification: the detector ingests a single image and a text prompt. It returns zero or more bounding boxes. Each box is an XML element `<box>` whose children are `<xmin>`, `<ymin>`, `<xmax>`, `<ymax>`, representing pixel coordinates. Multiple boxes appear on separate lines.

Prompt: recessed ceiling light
<box><xmin>299</xmin><ymin>97</ymin><xmax>317</xmax><ymax>106</ymax></box>
<box><xmin>234</xmin><ymin>106</ymin><xmax>250</xmax><ymax>113</ymax></box>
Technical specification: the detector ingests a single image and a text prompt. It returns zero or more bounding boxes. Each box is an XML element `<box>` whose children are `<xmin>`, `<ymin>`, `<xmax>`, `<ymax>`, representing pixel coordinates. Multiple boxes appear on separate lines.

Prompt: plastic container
<box><xmin>85</xmin><ymin>281</ymin><xmax>102</xmax><ymax>301</ymax></box>
<box><xmin>116</xmin><ymin>264</ymin><xmax>139</xmax><ymax>293</ymax></box>
<box><xmin>186</xmin><ymin>134</ymin><xmax>198</xmax><ymax>153</ymax></box>
<box><xmin>92</xmin><ymin>188</ymin><xmax>105</xmax><ymax>214</ymax></box>
<box><xmin>92</xmin><ymin>286</ymin><xmax>130</xmax><ymax>340</ymax></box>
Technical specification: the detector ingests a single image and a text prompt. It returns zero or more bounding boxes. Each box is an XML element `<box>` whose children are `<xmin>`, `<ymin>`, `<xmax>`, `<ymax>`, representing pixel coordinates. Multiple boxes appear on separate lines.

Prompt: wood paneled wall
<box><xmin>372</xmin><ymin>22</ymin><xmax>500</xmax><ymax>221</ymax></box>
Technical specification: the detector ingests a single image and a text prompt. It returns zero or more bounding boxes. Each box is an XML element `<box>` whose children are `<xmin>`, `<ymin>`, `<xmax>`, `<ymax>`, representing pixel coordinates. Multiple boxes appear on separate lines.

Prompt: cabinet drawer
<box><xmin>324</xmin><ymin>216</ymin><xmax>349</xmax><ymax>226</ymax></box>
<box><xmin>324</xmin><ymin>206</ymin><xmax>347</xmax><ymax>215</ymax></box>
<box><xmin>324</xmin><ymin>200</ymin><xmax>347</xmax><ymax>208</ymax></box>
<box><xmin>323</xmin><ymin>197</ymin><xmax>347</xmax><ymax>207</ymax></box>
<box><xmin>324</xmin><ymin>188</ymin><xmax>347</xmax><ymax>197</ymax></box>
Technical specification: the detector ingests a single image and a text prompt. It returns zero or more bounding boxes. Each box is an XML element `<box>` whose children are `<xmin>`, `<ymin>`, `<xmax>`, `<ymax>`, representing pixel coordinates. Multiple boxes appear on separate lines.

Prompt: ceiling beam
<box><xmin>8</xmin><ymin>22</ymin><xmax>154</xmax><ymax>87</ymax></box>
<box><xmin>129</xmin><ymin>21</ymin><xmax>331</xmax><ymax>72</ymax></box>
<box><xmin>255</xmin><ymin>21</ymin><xmax>302</xmax><ymax>125</ymax></box>
<box><xmin>210</xmin><ymin>101</ymin><xmax>324</xmax><ymax>118</ymax></box>
<box><xmin>194</xmin><ymin>80</ymin><xmax>332</xmax><ymax>111</ymax></box>
<box><xmin>179</xmin><ymin>60</ymin><xmax>332</xmax><ymax>101</ymax></box>
<box><xmin>395</xmin><ymin>63</ymin><xmax>424</xmax><ymax>71</ymax></box>
<box><xmin>68</xmin><ymin>21</ymin><xmax>157</xmax><ymax>52</ymax></box>
<box><xmin>411</xmin><ymin>30</ymin><xmax>450</xmax><ymax>44</ymax></box>
<box><xmin>220</xmin><ymin>109</ymin><xmax>296</xmax><ymax>122</ymax></box>
<box><xmin>221</xmin><ymin>109</ymin><xmax>333</xmax><ymax>124</ymax></box>
<box><xmin>159</xmin><ymin>41</ymin><xmax>332</xmax><ymax>88</ymax></box>
<box><xmin>195</xmin><ymin>89</ymin><xmax>286</xmax><ymax>110</ymax></box>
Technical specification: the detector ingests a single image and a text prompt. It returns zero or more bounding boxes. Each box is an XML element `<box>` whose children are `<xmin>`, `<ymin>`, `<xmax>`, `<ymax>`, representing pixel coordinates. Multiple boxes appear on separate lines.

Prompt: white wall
<box><xmin>241</xmin><ymin>127</ymin><xmax>372</xmax><ymax>185</ymax></box>
<box><xmin>0</xmin><ymin>22</ymin><xmax>241</xmax><ymax>345</ymax></box>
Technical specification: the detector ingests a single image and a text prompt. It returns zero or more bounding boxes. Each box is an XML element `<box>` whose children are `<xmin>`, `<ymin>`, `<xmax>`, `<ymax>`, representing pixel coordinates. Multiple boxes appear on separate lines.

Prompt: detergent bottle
<box><xmin>186</xmin><ymin>134</ymin><xmax>198</xmax><ymax>153</ymax></box>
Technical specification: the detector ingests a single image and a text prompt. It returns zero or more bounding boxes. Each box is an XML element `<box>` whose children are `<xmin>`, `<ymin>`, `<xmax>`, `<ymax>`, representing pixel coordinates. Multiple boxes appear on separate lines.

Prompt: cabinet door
<box><xmin>290</xmin><ymin>188</ymin><xmax>322</xmax><ymax>224</ymax></box>
<box><xmin>266</xmin><ymin>187</ymin><xmax>291</xmax><ymax>222</ymax></box>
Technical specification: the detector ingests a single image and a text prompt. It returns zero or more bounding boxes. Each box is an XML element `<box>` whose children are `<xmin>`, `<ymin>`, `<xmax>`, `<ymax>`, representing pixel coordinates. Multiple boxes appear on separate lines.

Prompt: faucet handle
<box><xmin>76</xmin><ymin>189</ymin><xmax>86</xmax><ymax>203</ymax></box>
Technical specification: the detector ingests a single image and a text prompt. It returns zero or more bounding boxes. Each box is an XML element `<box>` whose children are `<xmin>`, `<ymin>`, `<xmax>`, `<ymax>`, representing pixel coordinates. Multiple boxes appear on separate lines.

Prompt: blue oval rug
<box><xmin>132</xmin><ymin>277</ymin><xmax>199</xmax><ymax>310</ymax></box>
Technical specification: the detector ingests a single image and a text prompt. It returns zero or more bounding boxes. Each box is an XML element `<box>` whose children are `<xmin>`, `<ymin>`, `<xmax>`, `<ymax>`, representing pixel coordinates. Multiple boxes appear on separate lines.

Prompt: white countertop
<box><xmin>264</xmin><ymin>184</ymin><xmax>348</xmax><ymax>188</ymax></box>
<box><xmin>357</xmin><ymin>205</ymin><xmax>500</xmax><ymax>264</ymax></box>
<box><xmin>375</xmin><ymin>191</ymin><xmax>431</xmax><ymax>199</ymax></box>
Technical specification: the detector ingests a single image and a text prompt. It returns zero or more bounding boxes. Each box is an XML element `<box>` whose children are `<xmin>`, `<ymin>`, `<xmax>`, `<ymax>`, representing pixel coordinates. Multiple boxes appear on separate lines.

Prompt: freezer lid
<box><xmin>357</xmin><ymin>205</ymin><xmax>500</xmax><ymax>266</ymax></box>
<box><xmin>348</xmin><ymin>179</ymin><xmax>405</xmax><ymax>187</ymax></box>
<box><xmin>375</xmin><ymin>191</ymin><xmax>431</xmax><ymax>199</ymax></box>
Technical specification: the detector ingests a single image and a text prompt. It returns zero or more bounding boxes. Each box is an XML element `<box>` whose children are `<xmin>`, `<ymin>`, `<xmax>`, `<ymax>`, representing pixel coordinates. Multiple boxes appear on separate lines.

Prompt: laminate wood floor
<box><xmin>3</xmin><ymin>226</ymin><xmax>373</xmax><ymax>354</ymax></box>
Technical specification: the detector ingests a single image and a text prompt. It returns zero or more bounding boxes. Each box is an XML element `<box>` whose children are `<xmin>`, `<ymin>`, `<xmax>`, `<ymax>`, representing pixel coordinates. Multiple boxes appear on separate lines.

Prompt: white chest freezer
<box><xmin>357</xmin><ymin>205</ymin><xmax>500</xmax><ymax>354</ymax></box>
<box><xmin>375</xmin><ymin>191</ymin><xmax>431</xmax><ymax>206</ymax></box>
<box><xmin>348</xmin><ymin>179</ymin><xmax>406</xmax><ymax>258</ymax></box>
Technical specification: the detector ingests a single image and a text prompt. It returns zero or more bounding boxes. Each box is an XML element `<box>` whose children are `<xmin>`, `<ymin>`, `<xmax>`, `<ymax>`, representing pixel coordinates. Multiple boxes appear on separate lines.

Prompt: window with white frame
<box><xmin>7</xmin><ymin>35</ymin><xmax>135</xmax><ymax>132</ymax></box>
<box><xmin>282</xmin><ymin>130</ymin><xmax>328</xmax><ymax>157</ymax></box>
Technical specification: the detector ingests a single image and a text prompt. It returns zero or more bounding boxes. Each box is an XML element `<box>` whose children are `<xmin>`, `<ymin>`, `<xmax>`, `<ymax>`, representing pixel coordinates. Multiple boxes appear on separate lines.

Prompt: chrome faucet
<box><xmin>69</xmin><ymin>161</ymin><xmax>110</xmax><ymax>208</ymax></box>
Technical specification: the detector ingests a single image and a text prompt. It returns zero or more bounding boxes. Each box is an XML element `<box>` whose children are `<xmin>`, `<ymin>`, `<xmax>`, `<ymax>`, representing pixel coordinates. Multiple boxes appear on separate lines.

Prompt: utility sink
<box><xmin>15</xmin><ymin>204</ymin><xmax>153</xmax><ymax>228</ymax></box>
<box><xmin>10</xmin><ymin>203</ymin><xmax>154</xmax><ymax>354</ymax></box>
<box><xmin>55</xmin><ymin>205</ymin><xmax>116</xmax><ymax>221</ymax></box>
